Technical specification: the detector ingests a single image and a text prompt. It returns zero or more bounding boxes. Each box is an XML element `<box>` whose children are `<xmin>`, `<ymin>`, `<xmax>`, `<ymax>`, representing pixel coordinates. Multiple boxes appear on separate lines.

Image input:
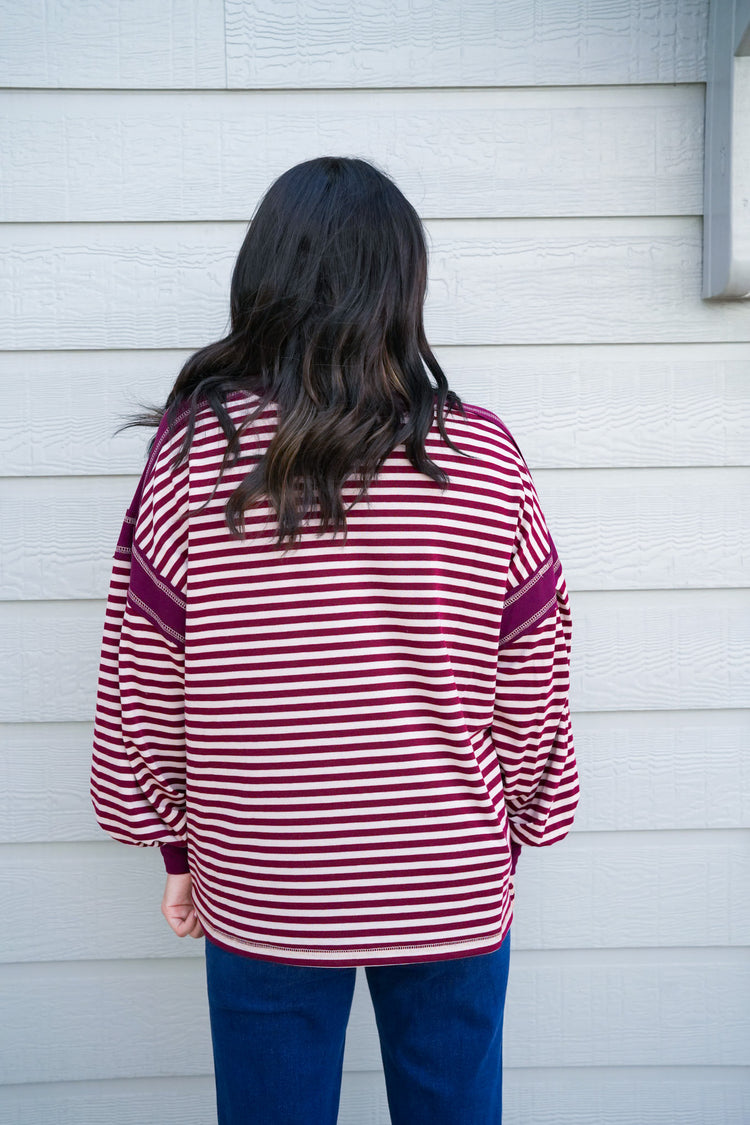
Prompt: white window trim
<box><xmin>703</xmin><ymin>0</ymin><xmax>750</xmax><ymax>298</ymax></box>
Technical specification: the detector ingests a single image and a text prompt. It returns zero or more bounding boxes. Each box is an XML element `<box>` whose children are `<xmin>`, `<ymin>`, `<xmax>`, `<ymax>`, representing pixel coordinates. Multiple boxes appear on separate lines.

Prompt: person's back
<box><xmin>90</xmin><ymin>155</ymin><xmax>579</xmax><ymax>1124</ymax></box>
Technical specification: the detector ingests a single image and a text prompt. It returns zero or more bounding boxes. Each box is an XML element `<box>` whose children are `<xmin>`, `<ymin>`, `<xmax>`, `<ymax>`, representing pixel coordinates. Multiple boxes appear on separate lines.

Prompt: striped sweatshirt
<box><xmin>90</xmin><ymin>389</ymin><xmax>579</xmax><ymax>967</ymax></box>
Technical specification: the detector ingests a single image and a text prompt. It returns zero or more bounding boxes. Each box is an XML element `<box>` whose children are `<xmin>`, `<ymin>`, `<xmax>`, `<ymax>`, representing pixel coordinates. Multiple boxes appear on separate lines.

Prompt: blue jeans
<box><xmin>204</xmin><ymin>928</ymin><xmax>511</xmax><ymax>1125</ymax></box>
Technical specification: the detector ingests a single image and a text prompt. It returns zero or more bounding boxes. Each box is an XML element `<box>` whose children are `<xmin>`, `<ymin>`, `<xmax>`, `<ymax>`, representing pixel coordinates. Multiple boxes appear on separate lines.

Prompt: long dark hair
<box><xmin>119</xmin><ymin>156</ymin><xmax>467</xmax><ymax>547</ymax></box>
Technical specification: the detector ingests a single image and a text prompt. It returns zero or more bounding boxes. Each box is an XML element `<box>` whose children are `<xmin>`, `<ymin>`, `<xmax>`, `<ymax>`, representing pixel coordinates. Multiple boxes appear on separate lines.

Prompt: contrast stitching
<box><xmin>128</xmin><ymin>590</ymin><xmax>185</xmax><ymax>646</ymax></box>
<box><xmin>504</xmin><ymin>553</ymin><xmax>553</xmax><ymax>607</ymax></box>
<box><xmin>500</xmin><ymin>594</ymin><xmax>557</xmax><ymax>646</ymax></box>
<box><xmin>132</xmin><ymin>542</ymin><xmax>186</xmax><ymax>610</ymax></box>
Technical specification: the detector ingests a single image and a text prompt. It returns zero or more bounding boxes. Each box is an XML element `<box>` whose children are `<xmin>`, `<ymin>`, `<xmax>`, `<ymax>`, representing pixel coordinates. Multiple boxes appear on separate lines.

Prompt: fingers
<box><xmin>161</xmin><ymin>872</ymin><xmax>205</xmax><ymax>937</ymax></box>
<box><xmin>184</xmin><ymin>909</ymin><xmax>202</xmax><ymax>937</ymax></box>
<box><xmin>172</xmin><ymin>909</ymin><xmax>204</xmax><ymax>939</ymax></box>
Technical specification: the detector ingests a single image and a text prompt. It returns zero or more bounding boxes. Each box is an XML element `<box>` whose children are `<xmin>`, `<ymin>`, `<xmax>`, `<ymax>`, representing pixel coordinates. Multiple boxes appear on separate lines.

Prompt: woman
<box><xmin>90</xmin><ymin>155</ymin><xmax>579</xmax><ymax>1125</ymax></box>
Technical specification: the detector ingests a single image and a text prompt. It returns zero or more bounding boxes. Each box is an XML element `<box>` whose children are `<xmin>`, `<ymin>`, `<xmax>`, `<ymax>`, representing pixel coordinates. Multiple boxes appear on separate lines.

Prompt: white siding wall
<box><xmin>1</xmin><ymin>1</ymin><xmax>748</xmax><ymax>1122</ymax></box>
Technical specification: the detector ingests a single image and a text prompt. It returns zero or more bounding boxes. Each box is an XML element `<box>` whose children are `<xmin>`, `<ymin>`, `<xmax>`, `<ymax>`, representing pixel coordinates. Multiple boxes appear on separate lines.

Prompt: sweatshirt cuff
<box><xmin>160</xmin><ymin>842</ymin><xmax>190</xmax><ymax>874</ymax></box>
<box><xmin>510</xmin><ymin>839</ymin><xmax>522</xmax><ymax>876</ymax></box>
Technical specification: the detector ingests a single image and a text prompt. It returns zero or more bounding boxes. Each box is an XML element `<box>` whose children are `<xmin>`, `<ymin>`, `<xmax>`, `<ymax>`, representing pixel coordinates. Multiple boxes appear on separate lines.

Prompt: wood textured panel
<box><xmin>0</xmin><ymin>86</ymin><xmax>704</xmax><ymax>221</ymax></box>
<box><xmin>502</xmin><ymin>1070</ymin><xmax>750</xmax><ymax>1125</ymax></box>
<box><xmin>0</xmin><ymin>955</ymin><xmax>383</xmax><ymax>1082</ymax></box>
<box><xmin>0</xmin><ymin>0</ymin><xmax>226</xmax><ymax>88</ymax></box>
<box><xmin>224</xmin><ymin>0</ymin><xmax>708</xmax><ymax>88</ymax></box>
<box><xmin>2</xmin><ymin>1070</ymin><xmax>748</xmax><ymax>1125</ymax></box>
<box><xmin>3</xmin><ymin>469</ymin><xmax>747</xmax><ymax>600</ymax></box>
<box><xmin>3</xmin><ymin>219</ymin><xmax>750</xmax><ymax>350</ymax></box>
<box><xmin>0</xmin><ymin>591</ymin><xmax>746</xmax><ymax>722</ymax></box>
<box><xmin>1</xmin><ymin>951</ymin><xmax>746</xmax><ymax>1084</ymax></box>
<box><xmin>0</xmin><ymin>1077</ymin><xmax>222</xmax><ymax>1125</ymax></box>
<box><xmin>0</xmin><ymin>1074</ymin><xmax>392</xmax><ymax>1125</ymax></box>
<box><xmin>2</xmin><ymin>831</ymin><xmax>748</xmax><ymax>963</ymax></box>
<box><xmin>0</xmin><ymin>958</ymin><xmax>215</xmax><ymax>1084</ymax></box>
<box><xmin>567</xmin><ymin>589</ymin><xmax>749</xmax><ymax>712</ymax></box>
<box><xmin>3</xmin><ymin>710</ymin><xmax>746</xmax><ymax>846</ymax></box>
<box><xmin>2</xmin><ymin>344</ymin><xmax>747</xmax><ymax>475</ymax></box>
<box><xmin>0</xmin><ymin>1</ymin><xmax>710</xmax><ymax>91</ymax></box>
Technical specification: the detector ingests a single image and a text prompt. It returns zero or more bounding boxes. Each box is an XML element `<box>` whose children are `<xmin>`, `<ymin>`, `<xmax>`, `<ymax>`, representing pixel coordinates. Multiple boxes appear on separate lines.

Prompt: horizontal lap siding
<box><xmin>4</xmin><ymin>218</ymin><xmax>750</xmax><ymax>347</ymax></box>
<box><xmin>0</xmin><ymin>86</ymin><xmax>704</xmax><ymax>221</ymax></box>
<box><xmin>2</xmin><ymin>0</ymin><xmax>747</xmax><ymax>1118</ymax></box>
<box><xmin>0</xmin><ymin>1</ymin><xmax>707</xmax><ymax>88</ymax></box>
<box><xmin>2</xmin><ymin>710</ymin><xmax>748</xmax><ymax>845</ymax></box>
<box><xmin>2</xmin><ymin>344</ymin><xmax>748</xmax><ymax>472</ymax></box>
<box><xmin>3</xmin><ymin>468</ymin><xmax>749</xmax><ymax>597</ymax></box>
<box><xmin>0</xmin><ymin>591</ymin><xmax>747</xmax><ymax>720</ymax></box>
<box><xmin>2</xmin><ymin>833</ymin><xmax>749</xmax><ymax>962</ymax></box>
<box><xmin>2</xmin><ymin>1072</ymin><xmax>748</xmax><ymax>1125</ymax></box>
<box><xmin>223</xmin><ymin>0</ymin><xmax>708</xmax><ymax>88</ymax></box>
<box><xmin>2</xmin><ymin>953</ymin><xmax>747</xmax><ymax>1084</ymax></box>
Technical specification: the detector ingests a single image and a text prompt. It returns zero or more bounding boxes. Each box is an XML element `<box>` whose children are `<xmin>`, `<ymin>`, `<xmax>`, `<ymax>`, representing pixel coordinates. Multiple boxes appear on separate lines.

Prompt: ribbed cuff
<box><xmin>160</xmin><ymin>842</ymin><xmax>190</xmax><ymax>874</ymax></box>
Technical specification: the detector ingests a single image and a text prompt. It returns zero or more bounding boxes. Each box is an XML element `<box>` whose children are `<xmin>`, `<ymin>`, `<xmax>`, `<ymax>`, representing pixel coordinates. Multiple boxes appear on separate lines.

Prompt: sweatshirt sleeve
<box><xmin>492</xmin><ymin>457</ymin><xmax>580</xmax><ymax>875</ymax></box>
<box><xmin>90</xmin><ymin>409</ymin><xmax>192</xmax><ymax>876</ymax></box>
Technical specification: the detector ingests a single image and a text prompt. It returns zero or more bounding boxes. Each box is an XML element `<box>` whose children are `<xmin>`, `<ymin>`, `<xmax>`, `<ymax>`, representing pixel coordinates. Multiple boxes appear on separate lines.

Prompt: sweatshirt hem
<box><xmin>197</xmin><ymin>906</ymin><xmax>513</xmax><ymax>967</ymax></box>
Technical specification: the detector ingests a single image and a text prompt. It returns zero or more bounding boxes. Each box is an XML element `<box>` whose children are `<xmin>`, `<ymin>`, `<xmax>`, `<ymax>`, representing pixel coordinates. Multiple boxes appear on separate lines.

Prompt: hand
<box><xmin>161</xmin><ymin>872</ymin><xmax>205</xmax><ymax>939</ymax></box>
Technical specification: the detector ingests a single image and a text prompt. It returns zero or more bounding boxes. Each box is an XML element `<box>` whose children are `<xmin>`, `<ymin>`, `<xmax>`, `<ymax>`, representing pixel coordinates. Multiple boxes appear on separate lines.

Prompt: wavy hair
<box><xmin>119</xmin><ymin>156</ymin><xmax>467</xmax><ymax>547</ymax></box>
